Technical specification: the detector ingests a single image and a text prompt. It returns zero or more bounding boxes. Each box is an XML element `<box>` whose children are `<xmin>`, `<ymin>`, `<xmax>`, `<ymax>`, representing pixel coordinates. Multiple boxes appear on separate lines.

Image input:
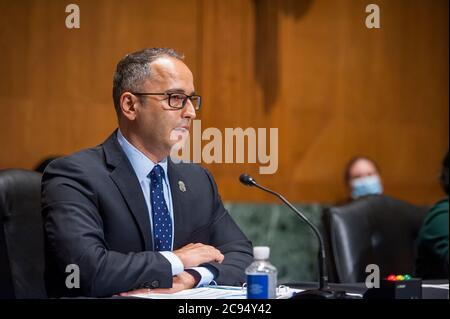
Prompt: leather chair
<box><xmin>322</xmin><ymin>195</ymin><xmax>429</xmax><ymax>283</ymax></box>
<box><xmin>0</xmin><ymin>169</ymin><xmax>46</xmax><ymax>298</ymax></box>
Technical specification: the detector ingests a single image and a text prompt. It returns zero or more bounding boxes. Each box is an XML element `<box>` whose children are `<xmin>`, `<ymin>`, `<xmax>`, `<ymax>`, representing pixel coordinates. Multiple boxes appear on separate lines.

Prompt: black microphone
<box><xmin>239</xmin><ymin>174</ymin><xmax>256</xmax><ymax>186</ymax></box>
<box><xmin>239</xmin><ymin>173</ymin><xmax>347</xmax><ymax>299</ymax></box>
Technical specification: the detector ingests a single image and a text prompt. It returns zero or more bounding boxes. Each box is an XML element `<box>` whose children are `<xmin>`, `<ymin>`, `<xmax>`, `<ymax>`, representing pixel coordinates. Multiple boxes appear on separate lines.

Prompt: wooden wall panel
<box><xmin>0</xmin><ymin>0</ymin><xmax>201</xmax><ymax>168</ymax></box>
<box><xmin>199</xmin><ymin>0</ymin><xmax>449</xmax><ymax>204</ymax></box>
<box><xmin>0</xmin><ymin>0</ymin><xmax>448</xmax><ymax>205</ymax></box>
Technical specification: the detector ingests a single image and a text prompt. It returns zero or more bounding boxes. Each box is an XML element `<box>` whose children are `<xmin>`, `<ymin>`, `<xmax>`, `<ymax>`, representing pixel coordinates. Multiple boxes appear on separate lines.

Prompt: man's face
<box><xmin>133</xmin><ymin>57</ymin><xmax>196</xmax><ymax>158</ymax></box>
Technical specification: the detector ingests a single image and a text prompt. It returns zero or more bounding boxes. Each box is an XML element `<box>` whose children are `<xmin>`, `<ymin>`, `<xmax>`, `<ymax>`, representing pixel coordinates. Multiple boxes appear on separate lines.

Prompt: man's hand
<box><xmin>119</xmin><ymin>271</ymin><xmax>197</xmax><ymax>296</ymax></box>
<box><xmin>174</xmin><ymin>243</ymin><xmax>224</xmax><ymax>268</ymax></box>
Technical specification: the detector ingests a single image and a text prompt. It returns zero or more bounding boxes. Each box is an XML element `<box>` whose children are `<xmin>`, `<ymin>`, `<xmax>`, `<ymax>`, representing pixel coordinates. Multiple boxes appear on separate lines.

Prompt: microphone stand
<box><xmin>240</xmin><ymin>174</ymin><xmax>347</xmax><ymax>299</ymax></box>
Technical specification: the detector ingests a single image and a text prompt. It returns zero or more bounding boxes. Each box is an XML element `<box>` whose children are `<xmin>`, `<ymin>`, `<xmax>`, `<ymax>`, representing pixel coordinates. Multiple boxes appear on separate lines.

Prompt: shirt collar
<box><xmin>116</xmin><ymin>129</ymin><xmax>169</xmax><ymax>183</ymax></box>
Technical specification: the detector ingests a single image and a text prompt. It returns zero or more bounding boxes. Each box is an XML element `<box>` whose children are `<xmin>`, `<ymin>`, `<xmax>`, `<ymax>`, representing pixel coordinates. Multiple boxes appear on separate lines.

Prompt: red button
<box><xmin>387</xmin><ymin>275</ymin><xmax>397</xmax><ymax>281</ymax></box>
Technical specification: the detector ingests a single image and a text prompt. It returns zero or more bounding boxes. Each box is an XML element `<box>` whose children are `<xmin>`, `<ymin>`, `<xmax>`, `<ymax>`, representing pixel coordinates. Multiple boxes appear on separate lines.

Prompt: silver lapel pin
<box><xmin>178</xmin><ymin>180</ymin><xmax>186</xmax><ymax>192</ymax></box>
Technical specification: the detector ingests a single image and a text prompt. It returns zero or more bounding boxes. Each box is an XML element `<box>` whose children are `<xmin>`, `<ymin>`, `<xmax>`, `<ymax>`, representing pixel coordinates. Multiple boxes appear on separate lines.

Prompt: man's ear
<box><xmin>120</xmin><ymin>92</ymin><xmax>138</xmax><ymax>120</ymax></box>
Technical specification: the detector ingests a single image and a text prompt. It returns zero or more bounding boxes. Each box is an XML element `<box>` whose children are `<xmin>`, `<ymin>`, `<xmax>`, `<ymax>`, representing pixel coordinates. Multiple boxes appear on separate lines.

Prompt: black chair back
<box><xmin>322</xmin><ymin>195</ymin><xmax>428</xmax><ymax>283</ymax></box>
<box><xmin>0</xmin><ymin>169</ymin><xmax>46</xmax><ymax>298</ymax></box>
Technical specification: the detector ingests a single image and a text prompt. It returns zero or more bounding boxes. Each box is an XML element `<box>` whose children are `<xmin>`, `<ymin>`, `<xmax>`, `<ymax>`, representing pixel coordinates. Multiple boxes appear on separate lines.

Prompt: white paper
<box><xmin>129</xmin><ymin>285</ymin><xmax>304</xmax><ymax>299</ymax></box>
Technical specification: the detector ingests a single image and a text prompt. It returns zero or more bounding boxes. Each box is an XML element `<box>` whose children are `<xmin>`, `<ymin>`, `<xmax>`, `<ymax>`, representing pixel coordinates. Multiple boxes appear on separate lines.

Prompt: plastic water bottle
<box><xmin>246</xmin><ymin>246</ymin><xmax>277</xmax><ymax>299</ymax></box>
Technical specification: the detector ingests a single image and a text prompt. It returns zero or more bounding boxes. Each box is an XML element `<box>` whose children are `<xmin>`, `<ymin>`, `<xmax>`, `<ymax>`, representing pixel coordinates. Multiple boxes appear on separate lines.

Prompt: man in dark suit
<box><xmin>41</xmin><ymin>48</ymin><xmax>253</xmax><ymax>298</ymax></box>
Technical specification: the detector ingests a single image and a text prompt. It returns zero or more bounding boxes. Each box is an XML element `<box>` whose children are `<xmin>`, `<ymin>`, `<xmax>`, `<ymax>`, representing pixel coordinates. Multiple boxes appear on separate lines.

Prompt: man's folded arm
<box><xmin>161</xmin><ymin>252</ymin><xmax>215</xmax><ymax>287</ymax></box>
<box><xmin>202</xmin><ymin>215</ymin><xmax>254</xmax><ymax>286</ymax></box>
<box><xmin>200</xmin><ymin>168</ymin><xmax>254</xmax><ymax>286</ymax></box>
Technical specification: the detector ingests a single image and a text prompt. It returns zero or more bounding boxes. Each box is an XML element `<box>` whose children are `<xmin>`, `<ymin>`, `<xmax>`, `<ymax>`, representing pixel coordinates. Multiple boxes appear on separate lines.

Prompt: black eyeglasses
<box><xmin>131</xmin><ymin>92</ymin><xmax>201</xmax><ymax>111</ymax></box>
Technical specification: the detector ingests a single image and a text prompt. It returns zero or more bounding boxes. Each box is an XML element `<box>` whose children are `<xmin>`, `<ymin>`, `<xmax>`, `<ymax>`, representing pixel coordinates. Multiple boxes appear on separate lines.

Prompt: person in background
<box><xmin>344</xmin><ymin>156</ymin><xmax>383</xmax><ymax>201</ymax></box>
<box><xmin>415</xmin><ymin>151</ymin><xmax>449</xmax><ymax>279</ymax></box>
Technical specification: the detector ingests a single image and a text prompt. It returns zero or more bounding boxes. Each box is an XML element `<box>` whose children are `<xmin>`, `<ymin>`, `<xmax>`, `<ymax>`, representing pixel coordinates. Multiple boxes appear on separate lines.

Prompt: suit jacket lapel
<box><xmin>102</xmin><ymin>131</ymin><xmax>153</xmax><ymax>251</ymax></box>
<box><xmin>168</xmin><ymin>159</ymin><xmax>188</xmax><ymax>249</ymax></box>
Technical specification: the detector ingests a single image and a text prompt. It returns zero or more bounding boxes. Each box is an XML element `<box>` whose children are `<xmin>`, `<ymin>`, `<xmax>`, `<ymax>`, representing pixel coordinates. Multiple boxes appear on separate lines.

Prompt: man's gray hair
<box><xmin>112</xmin><ymin>48</ymin><xmax>184</xmax><ymax>116</ymax></box>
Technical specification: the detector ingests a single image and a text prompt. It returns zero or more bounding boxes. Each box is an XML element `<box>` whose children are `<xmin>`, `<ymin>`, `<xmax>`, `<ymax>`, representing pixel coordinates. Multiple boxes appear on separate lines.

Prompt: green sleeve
<box><xmin>419</xmin><ymin>200</ymin><xmax>449</xmax><ymax>266</ymax></box>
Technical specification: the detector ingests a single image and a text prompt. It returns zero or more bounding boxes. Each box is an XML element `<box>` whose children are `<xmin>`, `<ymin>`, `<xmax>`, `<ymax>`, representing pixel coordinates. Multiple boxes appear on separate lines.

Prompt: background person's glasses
<box><xmin>132</xmin><ymin>92</ymin><xmax>201</xmax><ymax>111</ymax></box>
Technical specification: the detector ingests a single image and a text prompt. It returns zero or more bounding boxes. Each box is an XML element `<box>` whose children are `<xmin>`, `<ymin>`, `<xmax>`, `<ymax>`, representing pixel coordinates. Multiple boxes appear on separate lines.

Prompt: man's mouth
<box><xmin>171</xmin><ymin>126</ymin><xmax>190</xmax><ymax>142</ymax></box>
<box><xmin>174</xmin><ymin>125</ymin><xmax>190</xmax><ymax>131</ymax></box>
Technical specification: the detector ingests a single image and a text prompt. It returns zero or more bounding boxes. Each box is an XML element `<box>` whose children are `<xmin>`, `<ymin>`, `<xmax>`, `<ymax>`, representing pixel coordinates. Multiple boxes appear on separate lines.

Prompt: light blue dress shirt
<box><xmin>117</xmin><ymin>130</ymin><xmax>214</xmax><ymax>287</ymax></box>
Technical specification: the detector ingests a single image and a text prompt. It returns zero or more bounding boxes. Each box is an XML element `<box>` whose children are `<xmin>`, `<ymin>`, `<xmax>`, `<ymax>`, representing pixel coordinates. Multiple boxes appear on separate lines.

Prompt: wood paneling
<box><xmin>0</xmin><ymin>0</ymin><xmax>448</xmax><ymax>205</ymax></box>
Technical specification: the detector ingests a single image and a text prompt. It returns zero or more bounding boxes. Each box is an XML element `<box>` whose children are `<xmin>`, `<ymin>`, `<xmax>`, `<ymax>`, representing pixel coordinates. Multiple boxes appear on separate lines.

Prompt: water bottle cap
<box><xmin>253</xmin><ymin>246</ymin><xmax>270</xmax><ymax>259</ymax></box>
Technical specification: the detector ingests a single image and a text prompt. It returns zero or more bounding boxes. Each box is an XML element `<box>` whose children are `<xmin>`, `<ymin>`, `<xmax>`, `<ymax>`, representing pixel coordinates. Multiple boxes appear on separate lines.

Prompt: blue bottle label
<box><xmin>247</xmin><ymin>274</ymin><xmax>269</xmax><ymax>299</ymax></box>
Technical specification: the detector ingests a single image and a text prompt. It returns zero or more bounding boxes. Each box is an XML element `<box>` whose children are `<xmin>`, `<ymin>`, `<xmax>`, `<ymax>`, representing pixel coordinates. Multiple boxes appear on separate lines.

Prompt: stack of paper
<box><xmin>130</xmin><ymin>285</ymin><xmax>303</xmax><ymax>299</ymax></box>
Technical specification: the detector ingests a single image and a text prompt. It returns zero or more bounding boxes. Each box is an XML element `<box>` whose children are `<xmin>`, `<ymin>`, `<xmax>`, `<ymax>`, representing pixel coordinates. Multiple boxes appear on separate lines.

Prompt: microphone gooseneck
<box><xmin>239</xmin><ymin>174</ymin><xmax>347</xmax><ymax>299</ymax></box>
<box><xmin>239</xmin><ymin>174</ymin><xmax>328</xmax><ymax>290</ymax></box>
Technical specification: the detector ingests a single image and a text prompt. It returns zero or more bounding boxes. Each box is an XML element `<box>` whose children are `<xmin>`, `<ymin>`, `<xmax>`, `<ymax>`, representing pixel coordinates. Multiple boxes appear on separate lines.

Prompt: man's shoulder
<box><xmin>46</xmin><ymin>131</ymin><xmax>119</xmax><ymax>172</ymax></box>
<box><xmin>54</xmin><ymin>144</ymin><xmax>102</xmax><ymax>164</ymax></box>
<box><xmin>44</xmin><ymin>144</ymin><xmax>106</xmax><ymax>178</ymax></box>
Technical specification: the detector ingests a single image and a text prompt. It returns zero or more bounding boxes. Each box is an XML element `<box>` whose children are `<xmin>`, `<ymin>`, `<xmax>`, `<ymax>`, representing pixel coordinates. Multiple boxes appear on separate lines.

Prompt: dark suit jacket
<box><xmin>41</xmin><ymin>131</ymin><xmax>253</xmax><ymax>297</ymax></box>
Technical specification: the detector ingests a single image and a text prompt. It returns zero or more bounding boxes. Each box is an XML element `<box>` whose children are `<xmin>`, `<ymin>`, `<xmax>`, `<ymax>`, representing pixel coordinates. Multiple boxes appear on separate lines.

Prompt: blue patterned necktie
<box><xmin>149</xmin><ymin>164</ymin><xmax>172</xmax><ymax>251</ymax></box>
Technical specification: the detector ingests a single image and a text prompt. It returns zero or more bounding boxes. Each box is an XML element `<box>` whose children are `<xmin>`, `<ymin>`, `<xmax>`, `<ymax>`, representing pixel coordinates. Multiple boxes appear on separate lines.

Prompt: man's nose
<box><xmin>183</xmin><ymin>99</ymin><xmax>196</xmax><ymax>119</ymax></box>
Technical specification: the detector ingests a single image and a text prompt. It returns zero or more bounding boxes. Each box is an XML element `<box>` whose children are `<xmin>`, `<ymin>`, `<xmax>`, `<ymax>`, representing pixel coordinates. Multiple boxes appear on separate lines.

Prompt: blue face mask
<box><xmin>350</xmin><ymin>175</ymin><xmax>383</xmax><ymax>199</ymax></box>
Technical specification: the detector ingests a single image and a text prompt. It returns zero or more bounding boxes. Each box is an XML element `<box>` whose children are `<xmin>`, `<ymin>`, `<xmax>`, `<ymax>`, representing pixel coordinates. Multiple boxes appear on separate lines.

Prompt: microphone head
<box><xmin>239</xmin><ymin>174</ymin><xmax>256</xmax><ymax>186</ymax></box>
